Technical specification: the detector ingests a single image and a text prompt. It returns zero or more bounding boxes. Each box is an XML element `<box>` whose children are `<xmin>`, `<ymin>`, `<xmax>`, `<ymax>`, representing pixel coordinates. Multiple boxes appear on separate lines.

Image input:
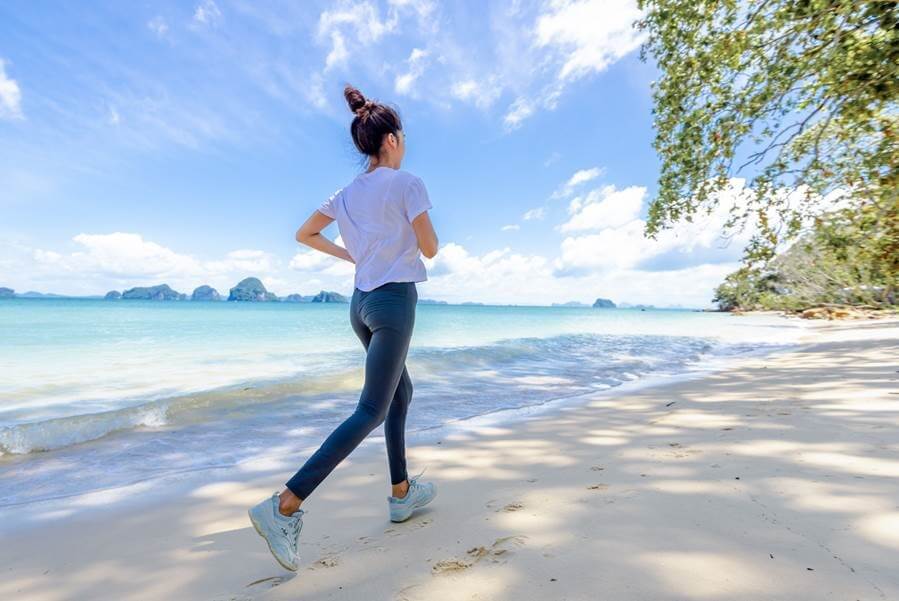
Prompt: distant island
<box><xmin>91</xmin><ymin>277</ymin><xmax>352</xmax><ymax>304</ymax></box>
<box><xmin>191</xmin><ymin>285</ymin><xmax>221</xmax><ymax>302</ymax></box>
<box><xmin>122</xmin><ymin>284</ymin><xmax>187</xmax><ymax>301</ymax></box>
<box><xmin>284</xmin><ymin>291</ymin><xmax>350</xmax><ymax>303</ymax></box>
<box><xmin>619</xmin><ymin>303</ymin><xmax>657</xmax><ymax>310</ymax></box>
<box><xmin>228</xmin><ymin>277</ymin><xmax>278</xmax><ymax>302</ymax></box>
<box><xmin>0</xmin><ymin>284</ymin><xmax>687</xmax><ymax>309</ymax></box>
<box><xmin>18</xmin><ymin>291</ymin><xmax>69</xmax><ymax>299</ymax></box>
<box><xmin>1</xmin><ymin>282</ymin><xmax>437</xmax><ymax>305</ymax></box>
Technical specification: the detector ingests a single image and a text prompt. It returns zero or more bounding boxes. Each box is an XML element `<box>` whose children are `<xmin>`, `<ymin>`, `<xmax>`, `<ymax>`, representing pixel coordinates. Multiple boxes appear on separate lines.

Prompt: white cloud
<box><xmin>551</xmin><ymin>166</ymin><xmax>604</xmax><ymax>199</ymax></box>
<box><xmin>523</xmin><ymin>207</ymin><xmax>546</xmax><ymax>221</ymax></box>
<box><xmin>554</xmin><ymin>219</ymin><xmax>653</xmax><ymax>272</ymax></box>
<box><xmin>33</xmin><ymin>233</ymin><xmax>203</xmax><ymax>279</ymax></box>
<box><xmin>0</xmin><ymin>59</ymin><xmax>23</xmax><ymax>120</ymax></box>
<box><xmin>559</xmin><ymin>184</ymin><xmax>645</xmax><ymax>232</ymax></box>
<box><xmin>318</xmin><ymin>1</ymin><xmax>399</xmax><ymax>71</ymax></box>
<box><xmin>552</xmin><ymin>179</ymin><xmax>762</xmax><ymax>277</ymax></box>
<box><xmin>219</xmin><ymin>1</ymin><xmax>640</xmax><ymax>131</ymax></box>
<box><xmin>16</xmin><ymin>233</ymin><xmax>297</xmax><ymax>295</ymax></box>
<box><xmin>147</xmin><ymin>16</ymin><xmax>169</xmax><ymax>37</ymax></box>
<box><xmin>289</xmin><ymin>235</ymin><xmax>354</xmax><ymax>278</ymax></box>
<box><xmin>503</xmin><ymin>96</ymin><xmax>535</xmax><ymax>128</ymax></box>
<box><xmin>395</xmin><ymin>48</ymin><xmax>429</xmax><ymax>96</ymax></box>
<box><xmin>497</xmin><ymin>0</ymin><xmax>644</xmax><ymax>129</ymax></box>
<box><xmin>193</xmin><ymin>0</ymin><xmax>222</xmax><ymax>27</ymax></box>
<box><xmin>205</xmin><ymin>249</ymin><xmax>278</xmax><ymax>275</ymax></box>
<box><xmin>501</xmin><ymin>224</ymin><xmax>520</xmax><ymax>231</ymax></box>
<box><xmin>305</xmin><ymin>72</ymin><xmax>328</xmax><ymax>109</ymax></box>
<box><xmin>536</xmin><ymin>0</ymin><xmax>644</xmax><ymax>81</ymax></box>
<box><xmin>451</xmin><ymin>77</ymin><xmax>502</xmax><ymax>109</ymax></box>
<box><xmin>108</xmin><ymin>105</ymin><xmax>120</xmax><ymax>126</ymax></box>
<box><xmin>2</xmin><ymin>204</ymin><xmax>759</xmax><ymax>307</ymax></box>
<box><xmin>415</xmin><ymin>240</ymin><xmax>735</xmax><ymax>307</ymax></box>
<box><xmin>324</xmin><ymin>32</ymin><xmax>349</xmax><ymax>71</ymax></box>
<box><xmin>388</xmin><ymin>0</ymin><xmax>437</xmax><ymax>25</ymax></box>
<box><xmin>423</xmin><ymin>242</ymin><xmax>550</xmax><ymax>286</ymax></box>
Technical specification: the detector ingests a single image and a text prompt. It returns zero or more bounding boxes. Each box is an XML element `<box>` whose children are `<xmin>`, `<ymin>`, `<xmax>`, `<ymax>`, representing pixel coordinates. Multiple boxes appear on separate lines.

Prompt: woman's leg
<box><xmin>385</xmin><ymin>366</ymin><xmax>412</xmax><ymax>487</ymax></box>
<box><xmin>283</xmin><ymin>285</ymin><xmax>414</xmax><ymax>502</ymax></box>
<box><xmin>349</xmin><ymin>302</ymin><xmax>413</xmax><ymax>490</ymax></box>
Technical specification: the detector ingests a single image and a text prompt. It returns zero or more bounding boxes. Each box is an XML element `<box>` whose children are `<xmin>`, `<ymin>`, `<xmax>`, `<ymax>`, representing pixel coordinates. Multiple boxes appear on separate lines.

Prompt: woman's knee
<box><xmin>357</xmin><ymin>397</ymin><xmax>390</xmax><ymax>426</ymax></box>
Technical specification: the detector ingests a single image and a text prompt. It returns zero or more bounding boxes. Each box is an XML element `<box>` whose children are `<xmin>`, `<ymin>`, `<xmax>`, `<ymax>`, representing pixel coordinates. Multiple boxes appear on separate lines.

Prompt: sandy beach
<box><xmin>2</xmin><ymin>317</ymin><xmax>897</xmax><ymax>601</ymax></box>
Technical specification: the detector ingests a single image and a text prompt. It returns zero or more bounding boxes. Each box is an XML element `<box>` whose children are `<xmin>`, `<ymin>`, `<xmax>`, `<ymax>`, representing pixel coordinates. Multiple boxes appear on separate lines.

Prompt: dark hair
<box><xmin>344</xmin><ymin>84</ymin><xmax>402</xmax><ymax>157</ymax></box>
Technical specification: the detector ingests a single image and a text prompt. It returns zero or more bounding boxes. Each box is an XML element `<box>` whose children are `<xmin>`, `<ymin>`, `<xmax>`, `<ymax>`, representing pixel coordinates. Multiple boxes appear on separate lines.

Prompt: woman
<box><xmin>248</xmin><ymin>84</ymin><xmax>439</xmax><ymax>572</ymax></box>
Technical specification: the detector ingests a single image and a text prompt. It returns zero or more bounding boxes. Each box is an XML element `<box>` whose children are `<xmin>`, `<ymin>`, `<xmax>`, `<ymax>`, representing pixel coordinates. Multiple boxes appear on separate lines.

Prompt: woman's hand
<box><xmin>296</xmin><ymin>211</ymin><xmax>355</xmax><ymax>264</ymax></box>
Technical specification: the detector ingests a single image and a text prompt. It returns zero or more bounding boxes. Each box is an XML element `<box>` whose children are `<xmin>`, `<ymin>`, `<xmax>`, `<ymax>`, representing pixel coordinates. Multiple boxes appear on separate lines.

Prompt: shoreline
<box><xmin>725</xmin><ymin>307</ymin><xmax>899</xmax><ymax>320</ymax></box>
<box><xmin>1</xmin><ymin>318</ymin><xmax>896</xmax><ymax>600</ymax></box>
<box><xmin>0</xmin><ymin>317</ymin><xmax>808</xmax><ymax>512</ymax></box>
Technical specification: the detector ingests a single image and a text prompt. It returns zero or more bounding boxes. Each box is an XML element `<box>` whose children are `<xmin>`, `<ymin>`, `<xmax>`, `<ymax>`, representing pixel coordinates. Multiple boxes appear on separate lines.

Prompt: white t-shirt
<box><xmin>317</xmin><ymin>166</ymin><xmax>433</xmax><ymax>292</ymax></box>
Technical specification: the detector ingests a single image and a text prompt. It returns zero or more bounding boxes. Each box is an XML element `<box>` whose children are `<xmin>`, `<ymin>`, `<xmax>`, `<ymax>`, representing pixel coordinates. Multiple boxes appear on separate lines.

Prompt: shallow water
<box><xmin>0</xmin><ymin>299</ymin><xmax>805</xmax><ymax>505</ymax></box>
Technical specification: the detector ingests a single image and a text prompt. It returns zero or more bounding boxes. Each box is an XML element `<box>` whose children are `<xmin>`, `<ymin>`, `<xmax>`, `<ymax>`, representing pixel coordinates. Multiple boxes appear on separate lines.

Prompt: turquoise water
<box><xmin>0</xmin><ymin>298</ymin><xmax>804</xmax><ymax>505</ymax></box>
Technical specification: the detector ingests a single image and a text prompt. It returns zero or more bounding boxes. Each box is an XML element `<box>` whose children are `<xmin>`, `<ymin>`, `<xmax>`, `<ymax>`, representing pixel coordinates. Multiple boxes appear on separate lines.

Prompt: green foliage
<box><xmin>713</xmin><ymin>202</ymin><xmax>897</xmax><ymax>310</ymax></box>
<box><xmin>638</xmin><ymin>0</ymin><xmax>897</xmax><ymax>307</ymax></box>
<box><xmin>637</xmin><ymin>0</ymin><xmax>897</xmax><ymax>257</ymax></box>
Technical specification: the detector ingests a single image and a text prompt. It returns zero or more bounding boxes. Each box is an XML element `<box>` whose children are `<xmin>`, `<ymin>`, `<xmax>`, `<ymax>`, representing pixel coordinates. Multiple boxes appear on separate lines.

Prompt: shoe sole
<box><xmin>248</xmin><ymin>507</ymin><xmax>299</xmax><ymax>572</ymax></box>
<box><xmin>390</xmin><ymin>488</ymin><xmax>437</xmax><ymax>523</ymax></box>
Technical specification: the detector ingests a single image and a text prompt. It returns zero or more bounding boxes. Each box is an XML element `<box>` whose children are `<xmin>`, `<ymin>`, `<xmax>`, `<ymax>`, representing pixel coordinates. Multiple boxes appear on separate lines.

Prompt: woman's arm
<box><xmin>411</xmin><ymin>211</ymin><xmax>438</xmax><ymax>259</ymax></box>
<box><xmin>295</xmin><ymin>211</ymin><xmax>354</xmax><ymax>263</ymax></box>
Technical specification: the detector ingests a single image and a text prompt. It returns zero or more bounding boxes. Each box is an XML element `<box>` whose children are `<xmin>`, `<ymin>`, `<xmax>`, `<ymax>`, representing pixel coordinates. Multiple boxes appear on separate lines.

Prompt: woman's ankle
<box><xmin>391</xmin><ymin>479</ymin><xmax>410</xmax><ymax>499</ymax></box>
<box><xmin>278</xmin><ymin>489</ymin><xmax>303</xmax><ymax>516</ymax></box>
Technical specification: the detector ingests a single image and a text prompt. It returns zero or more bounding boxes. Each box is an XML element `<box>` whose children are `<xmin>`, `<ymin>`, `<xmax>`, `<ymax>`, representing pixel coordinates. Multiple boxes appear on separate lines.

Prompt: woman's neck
<box><xmin>367</xmin><ymin>157</ymin><xmax>401</xmax><ymax>172</ymax></box>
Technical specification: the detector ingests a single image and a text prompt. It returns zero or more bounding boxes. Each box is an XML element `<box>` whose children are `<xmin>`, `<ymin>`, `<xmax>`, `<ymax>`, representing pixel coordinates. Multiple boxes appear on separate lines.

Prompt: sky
<box><xmin>0</xmin><ymin>0</ymin><xmax>758</xmax><ymax>308</ymax></box>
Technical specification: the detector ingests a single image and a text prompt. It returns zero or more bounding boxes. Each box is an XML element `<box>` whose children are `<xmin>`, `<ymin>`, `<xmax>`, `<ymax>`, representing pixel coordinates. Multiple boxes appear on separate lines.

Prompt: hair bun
<box><xmin>344</xmin><ymin>84</ymin><xmax>367</xmax><ymax>114</ymax></box>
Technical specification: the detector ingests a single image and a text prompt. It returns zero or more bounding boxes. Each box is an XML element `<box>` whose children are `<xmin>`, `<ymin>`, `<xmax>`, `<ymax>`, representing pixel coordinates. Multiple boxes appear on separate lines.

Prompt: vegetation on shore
<box><xmin>637</xmin><ymin>0</ymin><xmax>897</xmax><ymax>312</ymax></box>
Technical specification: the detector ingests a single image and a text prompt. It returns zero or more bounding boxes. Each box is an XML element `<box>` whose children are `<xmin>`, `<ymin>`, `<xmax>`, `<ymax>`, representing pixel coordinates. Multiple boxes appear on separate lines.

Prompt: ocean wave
<box><xmin>0</xmin><ymin>332</ymin><xmax>780</xmax><ymax>457</ymax></box>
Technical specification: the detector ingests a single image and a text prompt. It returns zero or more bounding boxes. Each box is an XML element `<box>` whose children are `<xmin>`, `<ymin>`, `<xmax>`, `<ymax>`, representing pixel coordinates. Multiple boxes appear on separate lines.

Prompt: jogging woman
<box><xmin>248</xmin><ymin>84</ymin><xmax>439</xmax><ymax>572</ymax></box>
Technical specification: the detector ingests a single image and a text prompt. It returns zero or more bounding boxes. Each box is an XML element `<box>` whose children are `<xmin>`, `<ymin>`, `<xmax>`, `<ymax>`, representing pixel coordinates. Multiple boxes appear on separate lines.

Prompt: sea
<box><xmin>0</xmin><ymin>298</ymin><xmax>806</xmax><ymax>508</ymax></box>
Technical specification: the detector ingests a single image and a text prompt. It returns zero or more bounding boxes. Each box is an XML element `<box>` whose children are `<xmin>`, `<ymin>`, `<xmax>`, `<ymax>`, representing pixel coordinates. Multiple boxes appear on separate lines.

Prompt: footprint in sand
<box><xmin>386</xmin><ymin>518</ymin><xmax>433</xmax><ymax>536</ymax></box>
<box><xmin>486</xmin><ymin>499</ymin><xmax>524</xmax><ymax>512</ymax></box>
<box><xmin>244</xmin><ymin>575</ymin><xmax>288</xmax><ymax>591</ymax></box>
<box><xmin>431</xmin><ymin>558</ymin><xmax>473</xmax><ymax>574</ymax></box>
<box><xmin>395</xmin><ymin>583</ymin><xmax>426</xmax><ymax>600</ymax></box>
<box><xmin>312</xmin><ymin>555</ymin><xmax>339</xmax><ymax>568</ymax></box>
<box><xmin>587</xmin><ymin>483</ymin><xmax>608</xmax><ymax>491</ymax></box>
<box><xmin>431</xmin><ymin>536</ymin><xmax>528</xmax><ymax>575</ymax></box>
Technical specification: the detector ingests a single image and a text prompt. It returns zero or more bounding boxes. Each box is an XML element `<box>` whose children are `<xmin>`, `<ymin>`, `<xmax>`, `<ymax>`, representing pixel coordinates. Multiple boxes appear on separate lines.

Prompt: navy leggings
<box><xmin>285</xmin><ymin>281</ymin><xmax>417</xmax><ymax>500</ymax></box>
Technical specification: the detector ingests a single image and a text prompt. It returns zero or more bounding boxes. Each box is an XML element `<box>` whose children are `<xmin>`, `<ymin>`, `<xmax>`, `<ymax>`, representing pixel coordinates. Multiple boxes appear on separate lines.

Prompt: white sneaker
<box><xmin>388</xmin><ymin>472</ymin><xmax>437</xmax><ymax>523</ymax></box>
<box><xmin>248</xmin><ymin>492</ymin><xmax>304</xmax><ymax>571</ymax></box>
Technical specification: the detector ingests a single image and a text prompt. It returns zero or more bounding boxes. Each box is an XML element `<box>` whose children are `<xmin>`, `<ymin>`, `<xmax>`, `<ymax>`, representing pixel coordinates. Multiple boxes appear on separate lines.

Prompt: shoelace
<box><xmin>406</xmin><ymin>467</ymin><xmax>429</xmax><ymax>497</ymax></box>
<box><xmin>409</xmin><ymin>466</ymin><xmax>428</xmax><ymax>485</ymax></box>
<box><xmin>279</xmin><ymin>510</ymin><xmax>303</xmax><ymax>552</ymax></box>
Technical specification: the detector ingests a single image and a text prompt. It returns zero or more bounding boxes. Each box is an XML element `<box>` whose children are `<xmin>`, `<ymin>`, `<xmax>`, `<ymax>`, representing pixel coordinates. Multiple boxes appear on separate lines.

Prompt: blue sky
<box><xmin>0</xmin><ymin>0</ymin><xmax>754</xmax><ymax>307</ymax></box>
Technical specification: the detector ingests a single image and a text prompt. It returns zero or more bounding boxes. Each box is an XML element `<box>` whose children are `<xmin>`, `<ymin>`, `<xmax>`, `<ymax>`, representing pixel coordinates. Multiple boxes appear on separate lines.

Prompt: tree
<box><xmin>636</xmin><ymin>0</ymin><xmax>897</xmax><ymax>273</ymax></box>
<box><xmin>712</xmin><ymin>203</ymin><xmax>896</xmax><ymax>311</ymax></box>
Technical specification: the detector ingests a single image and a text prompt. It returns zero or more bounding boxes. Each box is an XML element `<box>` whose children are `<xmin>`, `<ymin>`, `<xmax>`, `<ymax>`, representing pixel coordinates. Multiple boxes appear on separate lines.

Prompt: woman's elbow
<box><xmin>422</xmin><ymin>240</ymin><xmax>438</xmax><ymax>259</ymax></box>
<box><xmin>295</xmin><ymin>228</ymin><xmax>311</xmax><ymax>245</ymax></box>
